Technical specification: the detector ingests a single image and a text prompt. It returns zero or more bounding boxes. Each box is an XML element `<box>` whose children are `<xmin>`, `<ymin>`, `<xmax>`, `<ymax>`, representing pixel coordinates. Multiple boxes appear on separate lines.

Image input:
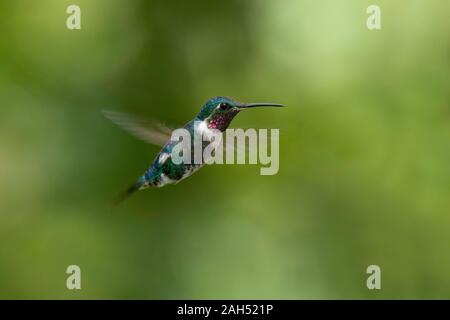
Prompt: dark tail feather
<box><xmin>113</xmin><ymin>182</ymin><xmax>142</xmax><ymax>204</ymax></box>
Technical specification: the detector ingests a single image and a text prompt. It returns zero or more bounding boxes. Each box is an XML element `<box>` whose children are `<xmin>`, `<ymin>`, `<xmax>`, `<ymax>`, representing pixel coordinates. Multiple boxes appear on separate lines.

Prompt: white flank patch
<box><xmin>159</xmin><ymin>173</ymin><xmax>174</xmax><ymax>186</ymax></box>
<box><xmin>176</xmin><ymin>165</ymin><xmax>203</xmax><ymax>184</ymax></box>
<box><xmin>196</xmin><ymin>120</ymin><xmax>215</xmax><ymax>141</ymax></box>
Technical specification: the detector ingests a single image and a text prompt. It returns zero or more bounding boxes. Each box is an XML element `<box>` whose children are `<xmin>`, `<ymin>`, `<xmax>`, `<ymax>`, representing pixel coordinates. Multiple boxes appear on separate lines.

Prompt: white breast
<box><xmin>196</xmin><ymin>120</ymin><xmax>215</xmax><ymax>141</ymax></box>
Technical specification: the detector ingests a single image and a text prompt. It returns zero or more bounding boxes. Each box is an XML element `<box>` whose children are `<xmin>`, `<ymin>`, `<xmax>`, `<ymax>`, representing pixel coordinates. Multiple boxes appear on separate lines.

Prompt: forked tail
<box><xmin>114</xmin><ymin>177</ymin><xmax>147</xmax><ymax>204</ymax></box>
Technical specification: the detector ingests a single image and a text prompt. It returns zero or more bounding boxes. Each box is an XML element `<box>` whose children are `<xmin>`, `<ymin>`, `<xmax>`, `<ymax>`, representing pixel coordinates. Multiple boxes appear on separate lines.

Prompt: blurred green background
<box><xmin>0</xmin><ymin>0</ymin><xmax>449</xmax><ymax>299</ymax></box>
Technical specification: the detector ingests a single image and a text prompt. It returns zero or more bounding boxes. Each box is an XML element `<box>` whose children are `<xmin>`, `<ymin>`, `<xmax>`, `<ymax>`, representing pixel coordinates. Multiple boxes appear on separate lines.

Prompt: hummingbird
<box><xmin>104</xmin><ymin>96</ymin><xmax>284</xmax><ymax>200</ymax></box>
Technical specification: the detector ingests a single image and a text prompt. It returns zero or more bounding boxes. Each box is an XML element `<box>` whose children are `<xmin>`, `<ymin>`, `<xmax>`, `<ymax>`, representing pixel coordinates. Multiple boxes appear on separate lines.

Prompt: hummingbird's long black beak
<box><xmin>237</xmin><ymin>102</ymin><xmax>285</xmax><ymax>109</ymax></box>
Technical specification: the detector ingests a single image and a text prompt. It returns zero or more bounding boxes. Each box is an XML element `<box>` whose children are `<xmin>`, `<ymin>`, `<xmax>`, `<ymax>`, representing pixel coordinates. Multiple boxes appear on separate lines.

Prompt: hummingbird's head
<box><xmin>196</xmin><ymin>96</ymin><xmax>284</xmax><ymax>131</ymax></box>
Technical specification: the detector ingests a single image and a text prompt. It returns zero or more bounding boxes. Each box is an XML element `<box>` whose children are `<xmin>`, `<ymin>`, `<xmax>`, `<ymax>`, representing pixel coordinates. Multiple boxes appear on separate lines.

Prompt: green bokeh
<box><xmin>0</xmin><ymin>0</ymin><xmax>449</xmax><ymax>299</ymax></box>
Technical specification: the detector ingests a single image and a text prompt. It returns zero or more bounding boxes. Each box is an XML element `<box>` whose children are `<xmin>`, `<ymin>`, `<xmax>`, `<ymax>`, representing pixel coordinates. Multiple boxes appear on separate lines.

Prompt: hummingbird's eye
<box><xmin>219</xmin><ymin>103</ymin><xmax>229</xmax><ymax>110</ymax></box>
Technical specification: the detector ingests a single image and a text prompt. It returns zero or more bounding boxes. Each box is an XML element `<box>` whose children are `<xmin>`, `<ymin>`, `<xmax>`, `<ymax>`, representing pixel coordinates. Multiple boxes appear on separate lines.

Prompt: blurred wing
<box><xmin>103</xmin><ymin>110</ymin><xmax>173</xmax><ymax>146</ymax></box>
